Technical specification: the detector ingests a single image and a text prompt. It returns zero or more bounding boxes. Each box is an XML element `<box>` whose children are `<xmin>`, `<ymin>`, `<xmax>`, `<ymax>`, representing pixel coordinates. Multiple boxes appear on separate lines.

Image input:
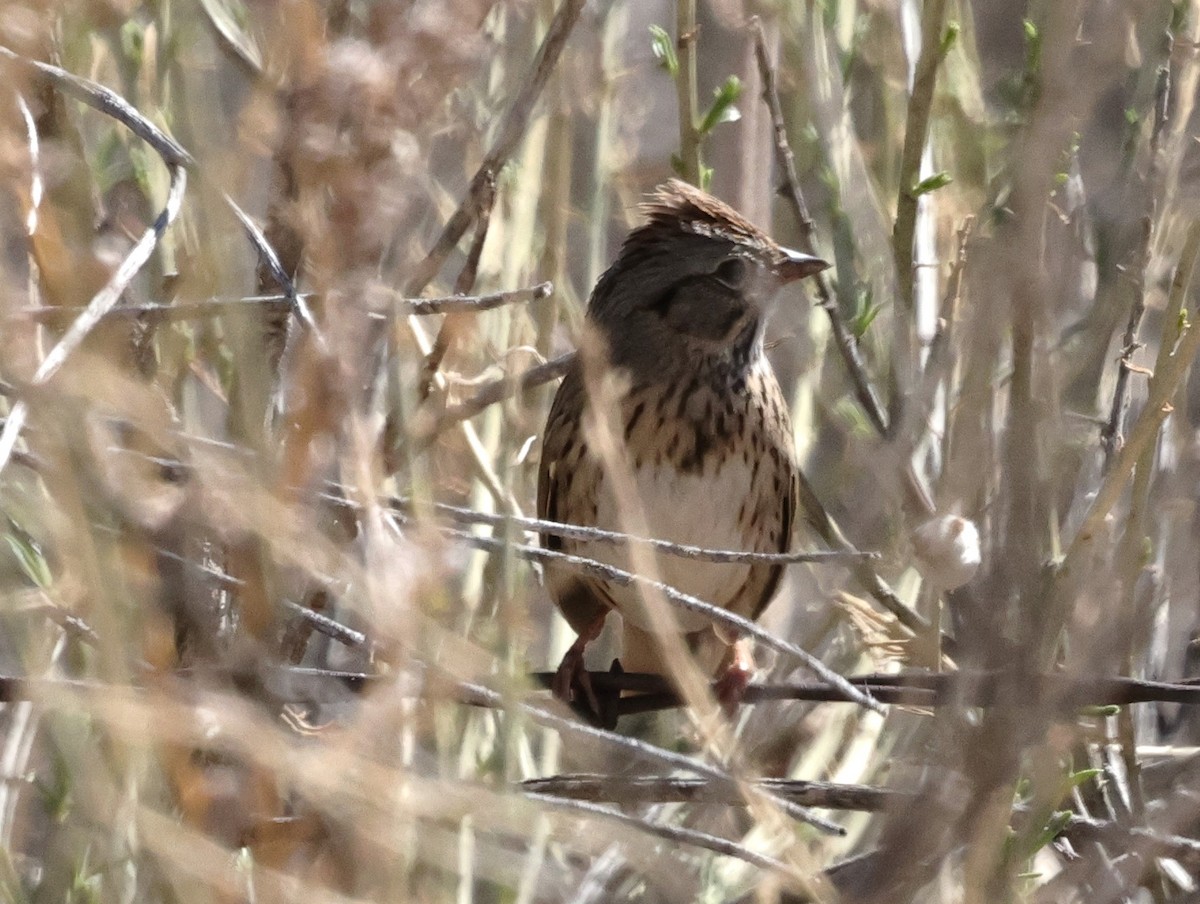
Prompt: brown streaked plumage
<box><xmin>537</xmin><ymin>179</ymin><xmax>828</xmax><ymax>726</ymax></box>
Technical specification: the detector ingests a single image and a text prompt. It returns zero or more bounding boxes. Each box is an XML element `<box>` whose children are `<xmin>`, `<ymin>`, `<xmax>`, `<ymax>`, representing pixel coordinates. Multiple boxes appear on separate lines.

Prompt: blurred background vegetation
<box><xmin>1</xmin><ymin>0</ymin><xmax>1200</xmax><ymax>900</ymax></box>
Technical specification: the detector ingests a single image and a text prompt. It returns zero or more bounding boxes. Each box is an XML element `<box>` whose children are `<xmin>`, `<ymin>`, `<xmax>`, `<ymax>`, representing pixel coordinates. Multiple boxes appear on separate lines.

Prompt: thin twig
<box><xmin>11</xmin><ymin>602</ymin><xmax>100</xmax><ymax>647</ymax></box>
<box><xmin>1100</xmin><ymin>51</ymin><xmax>1172</xmax><ymax>468</ymax></box>
<box><xmin>418</xmin><ymin>169</ymin><xmax>499</xmax><ymax>401</ymax></box>
<box><xmin>674</xmin><ymin>0</ymin><xmax>701</xmax><ymax>185</ymax></box>
<box><xmin>1059</xmin><ymin>814</ymin><xmax>1200</xmax><ymax>871</ymax></box>
<box><xmin>14</xmin><ymin>92</ymin><xmax>42</xmax><ymax>234</ymax></box>
<box><xmin>521</xmin><ymin>774</ymin><xmax>902</xmax><ymax>812</ymax></box>
<box><xmin>750</xmin><ymin>27</ymin><xmax>941</xmax><ymax>629</ymax></box>
<box><xmin>281</xmin><ymin>599</ymin><xmax>367</xmax><ymax>649</ymax></box>
<box><xmin>454</xmin><ymin>676</ymin><xmax>840</xmax><ymax>834</ymax></box>
<box><xmin>400</xmin><ymin>282</ymin><xmax>553</xmax><ymax>316</ymax></box>
<box><xmin>445</xmin><ymin>526</ymin><xmax>882</xmax><ymax>713</ymax></box>
<box><xmin>0</xmin><ymin>49</ymin><xmax>193</xmax><ymax>475</ymax></box>
<box><xmin>750</xmin><ymin>18</ymin><xmax>888</xmax><ymax>437</ymax></box>
<box><xmin>420</xmin><ymin>352</ymin><xmax>575</xmax><ymax>441</ymax></box>
<box><xmin>14</xmin><ymin>283</ymin><xmax>555</xmax><ymax>323</ymax></box>
<box><xmin>1100</xmin><ymin>220</ymin><xmax>1153</xmax><ymax>466</ymax></box>
<box><xmin>403</xmin><ymin>0</ymin><xmax>585</xmax><ymax>295</ymax></box>
<box><xmin>1058</xmin><ymin>222</ymin><xmax>1200</xmax><ymax>583</ymax></box>
<box><xmin>910</xmin><ymin>218</ymin><xmax>973</xmax><ymax>446</ymax></box>
<box><xmin>225</xmin><ymin>194</ymin><xmax>327</xmax><ymax>351</ymax></box>
<box><xmin>387</xmin><ymin>495</ymin><xmax>879</xmax><ymax>565</ymax></box>
<box><xmin>526</xmin><ymin>793</ymin><xmax>823</xmax><ymax>873</ymax></box>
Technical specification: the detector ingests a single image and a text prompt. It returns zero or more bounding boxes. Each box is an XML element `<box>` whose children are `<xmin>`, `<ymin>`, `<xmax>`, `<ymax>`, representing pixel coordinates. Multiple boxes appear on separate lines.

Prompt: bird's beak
<box><xmin>776</xmin><ymin>248</ymin><xmax>830</xmax><ymax>283</ymax></box>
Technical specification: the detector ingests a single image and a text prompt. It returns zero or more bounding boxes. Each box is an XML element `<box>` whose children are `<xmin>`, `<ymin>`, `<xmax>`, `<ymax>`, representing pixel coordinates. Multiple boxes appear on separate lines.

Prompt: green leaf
<box><xmin>649</xmin><ymin>25</ymin><xmax>678</xmax><ymax>77</ymax></box>
<box><xmin>1024</xmin><ymin>809</ymin><xmax>1073</xmax><ymax>858</ymax></box>
<box><xmin>851</xmin><ymin>290</ymin><xmax>883</xmax><ymax>339</ymax></box>
<box><xmin>1066</xmin><ymin>768</ymin><xmax>1102</xmax><ymax>789</ymax></box>
<box><xmin>670</xmin><ymin>153</ymin><xmax>686</xmax><ymax>178</ymax></box>
<box><xmin>119</xmin><ymin>20</ymin><xmax>145</xmax><ymax>65</ymax></box>
<box><xmin>698</xmin><ymin>75</ymin><xmax>743</xmax><ymax>135</ymax></box>
<box><xmin>4</xmin><ymin>530</ymin><xmax>51</xmax><ymax>589</ymax></box>
<box><xmin>699</xmin><ymin>164</ymin><xmax>713</xmax><ymax>191</ymax></box>
<box><xmin>911</xmin><ymin>171</ymin><xmax>953</xmax><ymax>197</ymax></box>
<box><xmin>939</xmin><ymin>21</ymin><xmax>960</xmax><ymax>56</ymax></box>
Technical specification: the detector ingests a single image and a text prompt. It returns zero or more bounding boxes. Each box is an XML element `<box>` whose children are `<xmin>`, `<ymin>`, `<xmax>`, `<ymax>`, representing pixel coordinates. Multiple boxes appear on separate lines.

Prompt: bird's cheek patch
<box><xmin>663</xmin><ymin>284</ymin><xmax>750</xmax><ymax>344</ymax></box>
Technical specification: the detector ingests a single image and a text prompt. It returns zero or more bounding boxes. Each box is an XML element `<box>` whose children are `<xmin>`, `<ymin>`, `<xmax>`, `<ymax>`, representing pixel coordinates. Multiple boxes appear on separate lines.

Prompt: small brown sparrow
<box><xmin>538</xmin><ymin>180</ymin><xmax>828</xmax><ymax>724</ymax></box>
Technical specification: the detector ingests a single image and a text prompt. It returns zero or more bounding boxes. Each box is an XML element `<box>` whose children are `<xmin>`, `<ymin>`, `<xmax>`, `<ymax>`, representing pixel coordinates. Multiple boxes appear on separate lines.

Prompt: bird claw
<box><xmin>552</xmin><ymin>649</ymin><xmax>621</xmax><ymax>729</ymax></box>
<box><xmin>552</xmin><ymin>645</ymin><xmax>601</xmax><ymax>715</ymax></box>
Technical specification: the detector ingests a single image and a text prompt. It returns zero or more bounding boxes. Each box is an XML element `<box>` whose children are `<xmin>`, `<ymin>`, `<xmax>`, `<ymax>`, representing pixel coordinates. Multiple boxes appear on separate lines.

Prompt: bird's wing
<box><xmin>743</xmin><ymin>459</ymin><xmax>798</xmax><ymax>624</ymax></box>
<box><xmin>537</xmin><ymin>364</ymin><xmax>610</xmax><ymax>634</ymax></box>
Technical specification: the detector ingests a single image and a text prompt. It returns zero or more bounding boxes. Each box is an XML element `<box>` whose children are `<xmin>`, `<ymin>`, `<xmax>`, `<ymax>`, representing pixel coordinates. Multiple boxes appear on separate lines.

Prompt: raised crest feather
<box><xmin>636</xmin><ymin>179</ymin><xmax>778</xmax><ymax>255</ymax></box>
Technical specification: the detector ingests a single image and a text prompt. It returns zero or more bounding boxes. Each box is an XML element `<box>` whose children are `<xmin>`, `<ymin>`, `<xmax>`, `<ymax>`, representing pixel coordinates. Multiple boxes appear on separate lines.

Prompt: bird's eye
<box><xmin>713</xmin><ymin>256</ymin><xmax>748</xmax><ymax>288</ymax></box>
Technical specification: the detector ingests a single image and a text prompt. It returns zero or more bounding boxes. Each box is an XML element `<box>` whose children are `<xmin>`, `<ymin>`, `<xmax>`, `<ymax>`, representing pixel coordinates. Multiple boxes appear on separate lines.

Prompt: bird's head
<box><xmin>588</xmin><ymin>179</ymin><xmax>828</xmax><ymax>376</ymax></box>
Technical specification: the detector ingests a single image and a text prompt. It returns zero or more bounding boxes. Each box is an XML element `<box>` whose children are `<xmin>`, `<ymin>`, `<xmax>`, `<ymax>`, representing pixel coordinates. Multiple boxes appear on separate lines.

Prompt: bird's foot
<box><xmin>713</xmin><ymin>639</ymin><xmax>756</xmax><ymax>716</ymax></box>
<box><xmin>552</xmin><ymin>615</ymin><xmax>621</xmax><ymax>727</ymax></box>
<box><xmin>553</xmin><ymin>642</ymin><xmax>601</xmax><ymax>714</ymax></box>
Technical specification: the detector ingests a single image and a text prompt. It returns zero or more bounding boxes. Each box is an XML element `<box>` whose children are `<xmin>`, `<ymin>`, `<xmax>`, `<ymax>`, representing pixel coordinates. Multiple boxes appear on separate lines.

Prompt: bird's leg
<box><xmin>553</xmin><ymin>612</ymin><xmax>607</xmax><ymax>716</ymax></box>
<box><xmin>713</xmin><ymin>638</ymin><xmax>756</xmax><ymax>715</ymax></box>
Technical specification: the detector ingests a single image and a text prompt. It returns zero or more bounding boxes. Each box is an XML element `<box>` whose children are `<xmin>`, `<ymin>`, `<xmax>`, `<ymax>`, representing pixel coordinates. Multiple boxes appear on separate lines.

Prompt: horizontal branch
<box><xmin>7</xmin><ymin>664</ymin><xmax>1200</xmax><ymax>712</ymax></box>
<box><xmin>282</xmin><ymin>600</ymin><xmax>367</xmax><ymax>649</ymax></box>
<box><xmin>14</xmin><ymin>283</ymin><xmax>556</xmax><ymax>324</ymax></box>
<box><xmin>526</xmin><ymin>792</ymin><xmax>827</xmax><ymax>871</ymax></box>
<box><xmin>525</xmin><ymin>669</ymin><xmax>1200</xmax><ymax>718</ymax></box>
<box><xmin>397</xmin><ymin>281</ymin><xmax>553</xmax><ymax>315</ymax></box>
<box><xmin>387</xmin><ymin>495</ymin><xmax>879</xmax><ymax>565</ymax></box>
<box><xmin>441</xmin><ymin>526</ymin><xmax>882</xmax><ymax>713</ymax></box>
<box><xmin>521</xmin><ymin>773</ymin><xmax>901</xmax><ymax>812</ymax></box>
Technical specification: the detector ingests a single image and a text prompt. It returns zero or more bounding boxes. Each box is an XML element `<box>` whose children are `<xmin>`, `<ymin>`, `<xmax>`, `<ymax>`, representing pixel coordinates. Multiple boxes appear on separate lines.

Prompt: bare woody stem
<box><xmin>674</xmin><ymin>0</ymin><xmax>701</xmax><ymax>185</ymax></box>
<box><xmin>750</xmin><ymin>19</ymin><xmax>889</xmax><ymax>438</ymax></box>
<box><xmin>890</xmin><ymin>0</ymin><xmax>950</xmax><ymax>433</ymax></box>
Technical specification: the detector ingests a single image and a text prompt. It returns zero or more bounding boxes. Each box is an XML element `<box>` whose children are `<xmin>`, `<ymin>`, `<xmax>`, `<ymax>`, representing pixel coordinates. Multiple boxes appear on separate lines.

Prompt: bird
<box><xmin>537</xmin><ymin>179</ymin><xmax>829</xmax><ymax>726</ymax></box>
